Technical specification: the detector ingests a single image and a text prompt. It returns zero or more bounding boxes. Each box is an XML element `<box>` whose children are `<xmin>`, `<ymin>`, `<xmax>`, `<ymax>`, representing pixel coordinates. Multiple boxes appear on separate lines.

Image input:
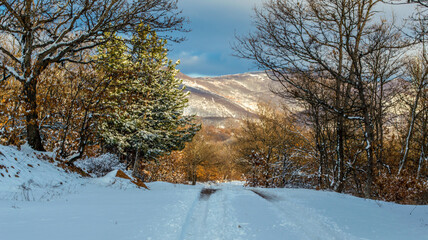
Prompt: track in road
<box><xmin>178</xmin><ymin>185</ymin><xmax>356</xmax><ymax>240</ymax></box>
<box><xmin>199</xmin><ymin>188</ymin><xmax>219</xmax><ymax>200</ymax></box>
<box><xmin>178</xmin><ymin>187</ymin><xmax>245</xmax><ymax>240</ymax></box>
<box><xmin>248</xmin><ymin>188</ymin><xmax>357</xmax><ymax>240</ymax></box>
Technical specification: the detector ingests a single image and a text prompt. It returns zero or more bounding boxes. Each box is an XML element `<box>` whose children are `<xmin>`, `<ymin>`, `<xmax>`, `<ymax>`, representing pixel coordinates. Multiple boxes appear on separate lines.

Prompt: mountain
<box><xmin>179</xmin><ymin>72</ymin><xmax>285</xmax><ymax>127</ymax></box>
<box><xmin>181</xmin><ymin>72</ymin><xmax>413</xmax><ymax>128</ymax></box>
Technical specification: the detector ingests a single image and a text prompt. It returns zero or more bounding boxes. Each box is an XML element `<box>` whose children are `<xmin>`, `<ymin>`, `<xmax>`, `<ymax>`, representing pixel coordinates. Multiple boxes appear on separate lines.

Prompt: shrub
<box><xmin>75</xmin><ymin>154</ymin><xmax>124</xmax><ymax>177</ymax></box>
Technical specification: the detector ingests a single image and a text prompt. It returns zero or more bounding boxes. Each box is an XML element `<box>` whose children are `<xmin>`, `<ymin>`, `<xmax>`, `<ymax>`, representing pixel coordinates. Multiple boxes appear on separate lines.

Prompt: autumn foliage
<box><xmin>142</xmin><ymin>125</ymin><xmax>241</xmax><ymax>184</ymax></box>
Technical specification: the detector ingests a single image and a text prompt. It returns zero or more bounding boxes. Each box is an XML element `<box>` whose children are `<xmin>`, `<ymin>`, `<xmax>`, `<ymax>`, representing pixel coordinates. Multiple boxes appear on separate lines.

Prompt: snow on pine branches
<box><xmin>97</xmin><ymin>25</ymin><xmax>200</xmax><ymax>178</ymax></box>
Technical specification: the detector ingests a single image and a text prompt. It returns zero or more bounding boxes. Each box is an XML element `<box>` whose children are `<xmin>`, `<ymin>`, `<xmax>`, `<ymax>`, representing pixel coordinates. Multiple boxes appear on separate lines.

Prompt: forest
<box><xmin>0</xmin><ymin>0</ymin><xmax>427</xmax><ymax>205</ymax></box>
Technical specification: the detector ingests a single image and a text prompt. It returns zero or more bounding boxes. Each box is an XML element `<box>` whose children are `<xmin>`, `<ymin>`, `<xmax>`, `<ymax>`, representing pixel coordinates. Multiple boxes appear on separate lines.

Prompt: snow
<box><xmin>1</xmin><ymin>145</ymin><xmax>427</xmax><ymax>240</ymax></box>
<box><xmin>0</xmin><ymin>144</ymin><xmax>84</xmax><ymax>201</ymax></box>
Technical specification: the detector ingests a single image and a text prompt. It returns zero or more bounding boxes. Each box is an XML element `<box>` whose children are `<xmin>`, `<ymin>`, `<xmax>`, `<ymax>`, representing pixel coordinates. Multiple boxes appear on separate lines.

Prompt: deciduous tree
<box><xmin>0</xmin><ymin>0</ymin><xmax>185</xmax><ymax>150</ymax></box>
<box><xmin>235</xmin><ymin>0</ymin><xmax>407</xmax><ymax>197</ymax></box>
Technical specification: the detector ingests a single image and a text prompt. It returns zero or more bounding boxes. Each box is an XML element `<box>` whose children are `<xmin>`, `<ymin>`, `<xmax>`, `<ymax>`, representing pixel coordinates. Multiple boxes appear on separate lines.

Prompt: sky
<box><xmin>168</xmin><ymin>0</ymin><xmax>261</xmax><ymax>77</ymax></box>
<box><xmin>168</xmin><ymin>0</ymin><xmax>418</xmax><ymax>78</ymax></box>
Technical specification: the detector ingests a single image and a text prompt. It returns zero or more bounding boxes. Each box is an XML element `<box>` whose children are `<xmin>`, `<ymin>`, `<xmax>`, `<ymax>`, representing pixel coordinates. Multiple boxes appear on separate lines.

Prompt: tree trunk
<box><xmin>375</xmin><ymin>80</ymin><xmax>386</xmax><ymax>169</ymax></box>
<box><xmin>313</xmin><ymin>107</ymin><xmax>328</xmax><ymax>188</ymax></box>
<box><xmin>399</xmin><ymin>89</ymin><xmax>421</xmax><ymax>175</ymax></box>
<box><xmin>356</xmin><ymin>79</ymin><xmax>375</xmax><ymax>198</ymax></box>
<box><xmin>359</xmin><ymin>103</ymin><xmax>375</xmax><ymax>198</ymax></box>
<box><xmin>417</xmin><ymin>107</ymin><xmax>427</xmax><ymax>179</ymax></box>
<box><xmin>132</xmin><ymin>151</ymin><xmax>142</xmax><ymax>180</ymax></box>
<box><xmin>22</xmin><ymin>80</ymin><xmax>45</xmax><ymax>151</ymax></box>
<box><xmin>281</xmin><ymin>151</ymin><xmax>288</xmax><ymax>187</ymax></box>
<box><xmin>191</xmin><ymin>167</ymin><xmax>197</xmax><ymax>185</ymax></box>
<box><xmin>334</xmin><ymin>114</ymin><xmax>345</xmax><ymax>193</ymax></box>
<box><xmin>417</xmin><ymin>149</ymin><xmax>425</xmax><ymax>179</ymax></box>
<box><xmin>363</xmin><ymin>123</ymin><xmax>375</xmax><ymax>198</ymax></box>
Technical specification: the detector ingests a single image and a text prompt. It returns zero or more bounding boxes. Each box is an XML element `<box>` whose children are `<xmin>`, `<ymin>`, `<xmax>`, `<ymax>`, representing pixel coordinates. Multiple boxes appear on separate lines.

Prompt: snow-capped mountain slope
<box><xmin>179</xmin><ymin>72</ymin><xmax>285</xmax><ymax>126</ymax></box>
<box><xmin>181</xmin><ymin>72</ymin><xmax>412</xmax><ymax>129</ymax></box>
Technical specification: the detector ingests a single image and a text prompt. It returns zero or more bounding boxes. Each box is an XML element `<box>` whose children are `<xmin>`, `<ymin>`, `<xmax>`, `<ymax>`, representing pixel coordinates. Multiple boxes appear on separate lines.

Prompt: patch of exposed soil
<box><xmin>251</xmin><ymin>190</ymin><xmax>279</xmax><ymax>201</ymax></box>
<box><xmin>199</xmin><ymin>188</ymin><xmax>219</xmax><ymax>200</ymax></box>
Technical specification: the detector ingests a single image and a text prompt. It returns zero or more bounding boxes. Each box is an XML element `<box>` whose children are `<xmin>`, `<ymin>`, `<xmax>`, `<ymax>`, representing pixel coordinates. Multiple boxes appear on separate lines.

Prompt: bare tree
<box><xmin>37</xmin><ymin>62</ymin><xmax>111</xmax><ymax>161</ymax></box>
<box><xmin>381</xmin><ymin>0</ymin><xmax>428</xmax><ymax>7</ymax></box>
<box><xmin>406</xmin><ymin>0</ymin><xmax>428</xmax><ymax>7</ymax></box>
<box><xmin>234</xmin><ymin>0</ymin><xmax>407</xmax><ymax>197</ymax></box>
<box><xmin>396</xmin><ymin>9</ymin><xmax>428</xmax><ymax>175</ymax></box>
<box><xmin>182</xmin><ymin>126</ymin><xmax>226</xmax><ymax>185</ymax></box>
<box><xmin>234</xmin><ymin>103</ymin><xmax>310</xmax><ymax>188</ymax></box>
<box><xmin>398</xmin><ymin>55</ymin><xmax>428</xmax><ymax>174</ymax></box>
<box><xmin>0</xmin><ymin>0</ymin><xmax>185</xmax><ymax>150</ymax></box>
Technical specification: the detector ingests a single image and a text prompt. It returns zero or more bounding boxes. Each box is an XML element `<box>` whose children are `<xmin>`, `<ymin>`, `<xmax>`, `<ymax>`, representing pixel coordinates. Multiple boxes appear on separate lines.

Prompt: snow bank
<box><xmin>0</xmin><ymin>145</ymin><xmax>138</xmax><ymax>201</ymax></box>
<box><xmin>0</xmin><ymin>144</ymin><xmax>84</xmax><ymax>201</ymax></box>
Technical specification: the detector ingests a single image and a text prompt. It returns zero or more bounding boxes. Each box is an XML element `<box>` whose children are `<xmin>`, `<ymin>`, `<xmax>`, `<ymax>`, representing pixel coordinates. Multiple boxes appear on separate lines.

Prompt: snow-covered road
<box><xmin>173</xmin><ymin>183</ymin><xmax>428</xmax><ymax>240</ymax></box>
<box><xmin>179</xmin><ymin>185</ymin><xmax>354</xmax><ymax>240</ymax></box>
<box><xmin>1</xmin><ymin>178</ymin><xmax>428</xmax><ymax>240</ymax></box>
<box><xmin>0</xmin><ymin>142</ymin><xmax>426</xmax><ymax>240</ymax></box>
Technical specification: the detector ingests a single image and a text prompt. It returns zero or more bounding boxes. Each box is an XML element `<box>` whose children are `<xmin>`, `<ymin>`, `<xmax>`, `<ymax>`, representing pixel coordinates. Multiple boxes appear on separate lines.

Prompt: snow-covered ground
<box><xmin>1</xmin><ymin>145</ymin><xmax>427</xmax><ymax>240</ymax></box>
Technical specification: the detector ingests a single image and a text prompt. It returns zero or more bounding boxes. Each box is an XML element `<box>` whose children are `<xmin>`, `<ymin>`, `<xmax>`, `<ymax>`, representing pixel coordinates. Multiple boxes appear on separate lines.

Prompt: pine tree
<box><xmin>97</xmin><ymin>26</ymin><xmax>200</xmax><ymax>178</ymax></box>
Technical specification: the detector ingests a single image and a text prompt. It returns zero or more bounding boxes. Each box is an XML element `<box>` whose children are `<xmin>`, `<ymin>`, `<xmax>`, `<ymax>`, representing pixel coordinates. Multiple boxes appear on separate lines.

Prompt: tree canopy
<box><xmin>97</xmin><ymin>25</ymin><xmax>200</xmax><ymax>177</ymax></box>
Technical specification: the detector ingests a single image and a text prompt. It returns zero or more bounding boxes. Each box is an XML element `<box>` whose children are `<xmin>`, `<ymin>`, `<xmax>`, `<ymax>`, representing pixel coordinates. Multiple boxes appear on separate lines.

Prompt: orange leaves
<box><xmin>376</xmin><ymin>170</ymin><xmax>428</xmax><ymax>204</ymax></box>
<box><xmin>0</xmin><ymin>77</ymin><xmax>24</xmax><ymax>147</ymax></box>
<box><xmin>115</xmin><ymin>169</ymin><xmax>132</xmax><ymax>180</ymax></box>
<box><xmin>139</xmin><ymin>125</ymin><xmax>242</xmax><ymax>184</ymax></box>
<box><xmin>235</xmin><ymin>103</ymin><xmax>314</xmax><ymax>187</ymax></box>
<box><xmin>56</xmin><ymin>161</ymin><xmax>90</xmax><ymax>177</ymax></box>
<box><xmin>143</xmin><ymin>151</ymin><xmax>187</xmax><ymax>183</ymax></box>
<box><xmin>115</xmin><ymin>170</ymin><xmax>149</xmax><ymax>189</ymax></box>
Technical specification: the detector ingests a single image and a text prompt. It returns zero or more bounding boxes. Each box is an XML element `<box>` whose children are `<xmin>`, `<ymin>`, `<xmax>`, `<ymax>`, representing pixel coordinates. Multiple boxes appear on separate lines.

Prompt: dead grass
<box><xmin>116</xmin><ymin>170</ymin><xmax>149</xmax><ymax>189</ymax></box>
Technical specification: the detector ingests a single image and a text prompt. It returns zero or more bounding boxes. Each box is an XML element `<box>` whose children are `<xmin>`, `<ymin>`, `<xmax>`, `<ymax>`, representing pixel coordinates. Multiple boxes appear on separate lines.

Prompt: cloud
<box><xmin>170</xmin><ymin>49</ymin><xmax>256</xmax><ymax>77</ymax></box>
<box><xmin>168</xmin><ymin>0</ymin><xmax>260</xmax><ymax>76</ymax></box>
<box><xmin>187</xmin><ymin>73</ymin><xmax>216</xmax><ymax>78</ymax></box>
<box><xmin>177</xmin><ymin>51</ymin><xmax>207</xmax><ymax>66</ymax></box>
<box><xmin>169</xmin><ymin>0</ymin><xmax>417</xmax><ymax>76</ymax></box>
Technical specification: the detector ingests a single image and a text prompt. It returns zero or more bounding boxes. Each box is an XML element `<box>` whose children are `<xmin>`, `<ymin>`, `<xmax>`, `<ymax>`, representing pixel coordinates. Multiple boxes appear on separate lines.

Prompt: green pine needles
<box><xmin>97</xmin><ymin>25</ymin><xmax>200</xmax><ymax>175</ymax></box>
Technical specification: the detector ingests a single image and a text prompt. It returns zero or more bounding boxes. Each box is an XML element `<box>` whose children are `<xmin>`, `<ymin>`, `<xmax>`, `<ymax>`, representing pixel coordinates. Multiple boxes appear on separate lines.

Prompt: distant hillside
<box><xmin>179</xmin><ymin>72</ymin><xmax>286</xmax><ymax>127</ymax></box>
<box><xmin>179</xmin><ymin>72</ymin><xmax>411</xmax><ymax>128</ymax></box>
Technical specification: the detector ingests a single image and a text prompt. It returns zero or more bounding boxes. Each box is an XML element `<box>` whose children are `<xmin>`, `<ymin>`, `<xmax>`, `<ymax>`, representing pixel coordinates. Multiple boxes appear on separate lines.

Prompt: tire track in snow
<box><xmin>208</xmin><ymin>188</ymin><xmax>246</xmax><ymax>240</ymax></box>
<box><xmin>249</xmin><ymin>189</ymin><xmax>358</xmax><ymax>240</ymax></box>
<box><xmin>199</xmin><ymin>188</ymin><xmax>219</xmax><ymax>200</ymax></box>
<box><xmin>178</xmin><ymin>187</ymin><xmax>245</xmax><ymax>240</ymax></box>
<box><xmin>177</xmin><ymin>188</ymin><xmax>202</xmax><ymax>240</ymax></box>
<box><xmin>178</xmin><ymin>188</ymin><xmax>218</xmax><ymax>240</ymax></box>
<box><xmin>251</xmin><ymin>189</ymin><xmax>280</xmax><ymax>201</ymax></box>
